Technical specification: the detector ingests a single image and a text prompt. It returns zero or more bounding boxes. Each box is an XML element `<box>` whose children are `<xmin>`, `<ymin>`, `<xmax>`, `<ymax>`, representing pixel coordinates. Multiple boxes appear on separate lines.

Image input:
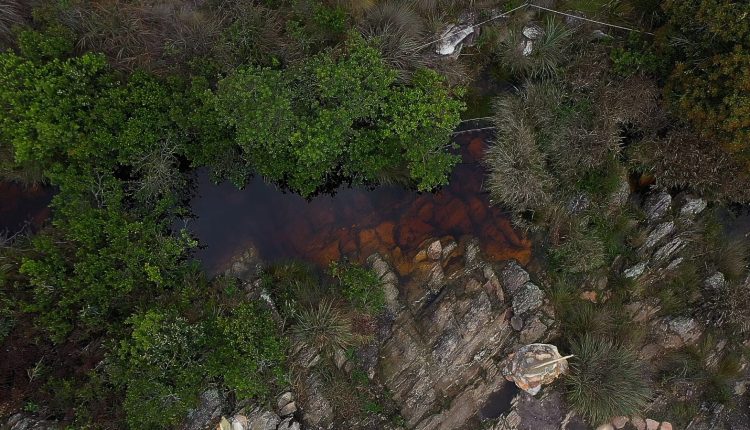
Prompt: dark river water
<box><xmin>0</xmin><ymin>182</ymin><xmax>53</xmax><ymax>237</ymax></box>
<box><xmin>188</xmin><ymin>131</ymin><xmax>531</xmax><ymax>275</ymax></box>
<box><xmin>0</xmin><ymin>132</ymin><xmax>530</xmax><ymax>275</ymax></box>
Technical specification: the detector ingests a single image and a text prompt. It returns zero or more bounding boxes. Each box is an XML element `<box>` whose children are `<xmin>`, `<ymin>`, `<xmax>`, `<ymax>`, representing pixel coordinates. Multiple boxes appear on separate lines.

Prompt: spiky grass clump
<box><xmin>712</xmin><ymin>238</ymin><xmax>748</xmax><ymax>281</ymax></box>
<box><xmin>292</xmin><ymin>299</ymin><xmax>355</xmax><ymax>355</ymax></box>
<box><xmin>705</xmin><ymin>277</ymin><xmax>750</xmax><ymax>336</ymax></box>
<box><xmin>566</xmin><ymin>335</ymin><xmax>650</xmax><ymax>424</ymax></box>
<box><xmin>359</xmin><ymin>1</ymin><xmax>427</xmax><ymax>77</ymax></box>
<box><xmin>69</xmin><ymin>0</ymin><xmax>224</xmax><ymax>72</ymax></box>
<box><xmin>0</xmin><ymin>0</ymin><xmax>25</xmax><ymax>45</ymax></box>
<box><xmin>485</xmin><ymin>95</ymin><xmax>555</xmax><ymax>211</ymax></box>
<box><xmin>496</xmin><ymin>16</ymin><xmax>574</xmax><ymax>78</ymax></box>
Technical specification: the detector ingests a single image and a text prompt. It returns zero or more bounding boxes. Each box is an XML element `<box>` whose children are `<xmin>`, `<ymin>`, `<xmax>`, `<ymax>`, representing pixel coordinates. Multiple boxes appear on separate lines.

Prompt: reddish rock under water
<box><xmin>191</xmin><ymin>133</ymin><xmax>531</xmax><ymax>275</ymax></box>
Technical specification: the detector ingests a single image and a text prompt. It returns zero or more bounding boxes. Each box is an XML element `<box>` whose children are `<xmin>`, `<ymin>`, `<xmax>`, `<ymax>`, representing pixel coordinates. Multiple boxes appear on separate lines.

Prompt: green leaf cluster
<box><xmin>209</xmin><ymin>35</ymin><xmax>463</xmax><ymax>196</ymax></box>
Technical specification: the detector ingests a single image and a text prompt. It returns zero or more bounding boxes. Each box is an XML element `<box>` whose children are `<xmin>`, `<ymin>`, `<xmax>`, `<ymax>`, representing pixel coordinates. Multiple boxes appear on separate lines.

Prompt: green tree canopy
<box><xmin>208</xmin><ymin>35</ymin><xmax>464</xmax><ymax>196</ymax></box>
<box><xmin>662</xmin><ymin>0</ymin><xmax>750</xmax><ymax>156</ymax></box>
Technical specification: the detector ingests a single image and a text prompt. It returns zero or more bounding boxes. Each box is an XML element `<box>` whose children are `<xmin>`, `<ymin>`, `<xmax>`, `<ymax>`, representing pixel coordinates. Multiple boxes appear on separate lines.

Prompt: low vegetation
<box><xmin>566</xmin><ymin>335</ymin><xmax>650</xmax><ymax>424</ymax></box>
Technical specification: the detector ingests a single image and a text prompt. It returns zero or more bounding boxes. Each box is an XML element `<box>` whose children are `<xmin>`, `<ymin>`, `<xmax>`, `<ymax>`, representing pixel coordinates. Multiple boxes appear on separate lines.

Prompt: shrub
<box><xmin>207</xmin><ymin>302</ymin><xmax>288</xmax><ymax>399</ymax></box>
<box><xmin>629</xmin><ymin>129</ymin><xmax>750</xmax><ymax>202</ymax></box>
<box><xmin>566</xmin><ymin>335</ymin><xmax>650</xmax><ymax>424</ymax></box>
<box><xmin>113</xmin><ymin>310</ymin><xmax>207</xmax><ymax>429</ymax></box>
<box><xmin>660</xmin><ymin>0</ymin><xmax>750</xmax><ymax>155</ymax></box>
<box><xmin>210</xmin><ymin>34</ymin><xmax>463</xmax><ymax>196</ymax></box>
<box><xmin>215</xmin><ymin>2</ymin><xmax>296</xmax><ymax>69</ymax></box>
<box><xmin>330</xmin><ymin>261</ymin><xmax>385</xmax><ymax>314</ymax></box>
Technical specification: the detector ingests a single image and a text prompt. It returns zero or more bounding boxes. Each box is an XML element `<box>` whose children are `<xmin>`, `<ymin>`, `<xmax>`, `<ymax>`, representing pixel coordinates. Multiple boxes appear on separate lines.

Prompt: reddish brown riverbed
<box><xmin>190</xmin><ymin>132</ymin><xmax>531</xmax><ymax>275</ymax></box>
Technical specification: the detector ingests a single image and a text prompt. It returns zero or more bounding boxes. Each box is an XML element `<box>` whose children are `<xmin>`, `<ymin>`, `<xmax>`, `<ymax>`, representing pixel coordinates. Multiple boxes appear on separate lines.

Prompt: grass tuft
<box><xmin>566</xmin><ymin>335</ymin><xmax>650</xmax><ymax>424</ymax></box>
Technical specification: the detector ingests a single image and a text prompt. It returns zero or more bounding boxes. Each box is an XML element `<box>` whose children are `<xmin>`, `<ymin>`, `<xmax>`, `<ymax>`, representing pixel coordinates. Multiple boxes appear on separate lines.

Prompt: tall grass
<box><xmin>359</xmin><ymin>1</ymin><xmax>427</xmax><ymax>78</ymax></box>
<box><xmin>67</xmin><ymin>0</ymin><xmax>224</xmax><ymax>72</ymax></box>
<box><xmin>292</xmin><ymin>299</ymin><xmax>355</xmax><ymax>355</ymax></box>
<box><xmin>566</xmin><ymin>335</ymin><xmax>650</xmax><ymax>424</ymax></box>
<box><xmin>0</xmin><ymin>0</ymin><xmax>25</xmax><ymax>45</ymax></box>
<box><xmin>485</xmin><ymin>95</ymin><xmax>554</xmax><ymax>211</ymax></box>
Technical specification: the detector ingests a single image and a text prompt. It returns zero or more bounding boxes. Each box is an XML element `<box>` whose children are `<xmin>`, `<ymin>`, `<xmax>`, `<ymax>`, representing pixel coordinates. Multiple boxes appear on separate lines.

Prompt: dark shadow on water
<box><xmin>0</xmin><ymin>182</ymin><xmax>54</xmax><ymax>236</ymax></box>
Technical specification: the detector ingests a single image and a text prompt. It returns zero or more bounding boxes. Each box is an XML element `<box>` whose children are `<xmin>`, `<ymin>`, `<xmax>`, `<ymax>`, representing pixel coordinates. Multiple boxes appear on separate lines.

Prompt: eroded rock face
<box><xmin>377</xmin><ymin>237</ymin><xmax>556</xmax><ymax>429</ymax></box>
<box><xmin>512</xmin><ymin>282</ymin><xmax>544</xmax><ymax>316</ymax></box>
<box><xmin>489</xmin><ymin>390</ymin><xmax>587</xmax><ymax>430</ymax></box>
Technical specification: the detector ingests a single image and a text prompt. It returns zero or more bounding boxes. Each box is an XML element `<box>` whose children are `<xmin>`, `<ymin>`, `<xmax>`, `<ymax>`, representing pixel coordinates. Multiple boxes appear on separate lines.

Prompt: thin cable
<box><xmin>415</xmin><ymin>1</ymin><xmax>654</xmax><ymax>52</ymax></box>
<box><xmin>414</xmin><ymin>2</ymin><xmax>530</xmax><ymax>51</ymax></box>
<box><xmin>459</xmin><ymin>116</ymin><xmax>494</xmax><ymax>123</ymax></box>
<box><xmin>453</xmin><ymin>126</ymin><xmax>497</xmax><ymax>135</ymax></box>
<box><xmin>526</xmin><ymin>4</ymin><xmax>655</xmax><ymax>35</ymax></box>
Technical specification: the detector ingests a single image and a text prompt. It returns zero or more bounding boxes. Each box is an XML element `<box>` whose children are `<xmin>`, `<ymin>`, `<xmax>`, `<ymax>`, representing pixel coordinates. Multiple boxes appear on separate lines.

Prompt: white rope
<box><xmin>415</xmin><ymin>1</ymin><xmax>654</xmax><ymax>52</ymax></box>
<box><xmin>414</xmin><ymin>2</ymin><xmax>531</xmax><ymax>51</ymax></box>
<box><xmin>526</xmin><ymin>4</ymin><xmax>655</xmax><ymax>35</ymax></box>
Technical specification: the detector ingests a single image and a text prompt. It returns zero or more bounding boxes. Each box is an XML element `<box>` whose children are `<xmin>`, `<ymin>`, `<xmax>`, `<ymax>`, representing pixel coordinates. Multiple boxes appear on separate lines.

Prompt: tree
<box><xmin>661</xmin><ymin>0</ymin><xmax>750</xmax><ymax>156</ymax></box>
<box><xmin>209</xmin><ymin>34</ymin><xmax>463</xmax><ymax>197</ymax></box>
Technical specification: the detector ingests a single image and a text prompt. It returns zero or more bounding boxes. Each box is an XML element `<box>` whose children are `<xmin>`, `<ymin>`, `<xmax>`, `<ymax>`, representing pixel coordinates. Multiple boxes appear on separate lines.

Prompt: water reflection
<box><xmin>189</xmin><ymin>132</ymin><xmax>531</xmax><ymax>275</ymax></box>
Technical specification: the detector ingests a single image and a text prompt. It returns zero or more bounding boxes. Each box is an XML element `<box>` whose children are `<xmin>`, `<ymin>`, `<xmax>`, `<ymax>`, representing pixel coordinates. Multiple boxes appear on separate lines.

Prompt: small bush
<box><xmin>330</xmin><ymin>261</ymin><xmax>385</xmax><ymax>314</ymax></box>
<box><xmin>566</xmin><ymin>335</ymin><xmax>650</xmax><ymax>424</ymax></box>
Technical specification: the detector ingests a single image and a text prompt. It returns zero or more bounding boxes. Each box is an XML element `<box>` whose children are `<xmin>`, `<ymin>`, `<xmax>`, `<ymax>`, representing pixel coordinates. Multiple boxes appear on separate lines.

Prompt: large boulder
<box><xmin>502</xmin><ymin>344</ymin><xmax>569</xmax><ymax>395</ymax></box>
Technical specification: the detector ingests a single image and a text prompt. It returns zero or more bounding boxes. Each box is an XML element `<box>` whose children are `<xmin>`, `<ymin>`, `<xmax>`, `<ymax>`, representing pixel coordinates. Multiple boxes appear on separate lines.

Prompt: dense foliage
<box><xmin>661</xmin><ymin>0</ymin><xmax>750</xmax><ymax>155</ymax></box>
<box><xmin>206</xmin><ymin>35</ymin><xmax>463</xmax><ymax>196</ymax></box>
<box><xmin>0</xmin><ymin>0</ymin><xmax>464</xmax><ymax>426</ymax></box>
